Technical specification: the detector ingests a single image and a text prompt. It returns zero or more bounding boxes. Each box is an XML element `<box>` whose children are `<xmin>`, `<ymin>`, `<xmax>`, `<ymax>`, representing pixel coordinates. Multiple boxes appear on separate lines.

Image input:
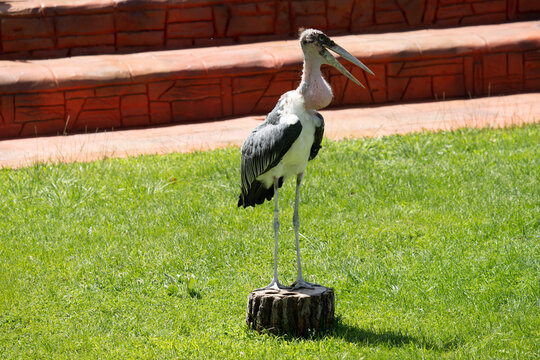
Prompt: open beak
<box><xmin>321</xmin><ymin>42</ymin><xmax>374</xmax><ymax>88</ymax></box>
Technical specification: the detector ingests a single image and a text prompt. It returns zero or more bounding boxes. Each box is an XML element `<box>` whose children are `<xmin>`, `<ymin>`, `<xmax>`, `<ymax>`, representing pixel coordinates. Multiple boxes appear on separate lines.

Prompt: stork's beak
<box><xmin>321</xmin><ymin>42</ymin><xmax>374</xmax><ymax>88</ymax></box>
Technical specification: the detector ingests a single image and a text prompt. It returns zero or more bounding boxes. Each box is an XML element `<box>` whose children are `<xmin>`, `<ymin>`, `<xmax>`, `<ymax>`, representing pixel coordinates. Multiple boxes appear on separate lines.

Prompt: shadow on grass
<box><xmin>252</xmin><ymin>319</ymin><xmax>460</xmax><ymax>352</ymax></box>
<box><xmin>327</xmin><ymin>317</ymin><xmax>460</xmax><ymax>351</ymax></box>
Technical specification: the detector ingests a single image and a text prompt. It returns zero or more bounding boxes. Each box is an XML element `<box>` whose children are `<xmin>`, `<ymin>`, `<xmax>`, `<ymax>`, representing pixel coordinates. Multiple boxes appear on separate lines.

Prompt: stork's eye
<box><xmin>318</xmin><ymin>35</ymin><xmax>329</xmax><ymax>45</ymax></box>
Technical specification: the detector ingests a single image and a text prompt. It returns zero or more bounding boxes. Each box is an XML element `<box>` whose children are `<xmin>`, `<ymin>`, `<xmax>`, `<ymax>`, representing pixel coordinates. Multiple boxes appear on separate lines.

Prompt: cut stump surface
<box><xmin>246</xmin><ymin>286</ymin><xmax>335</xmax><ymax>336</ymax></box>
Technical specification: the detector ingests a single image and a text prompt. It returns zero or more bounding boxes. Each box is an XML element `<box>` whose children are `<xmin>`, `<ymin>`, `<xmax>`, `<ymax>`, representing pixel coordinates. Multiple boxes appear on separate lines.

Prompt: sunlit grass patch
<box><xmin>0</xmin><ymin>124</ymin><xmax>538</xmax><ymax>359</ymax></box>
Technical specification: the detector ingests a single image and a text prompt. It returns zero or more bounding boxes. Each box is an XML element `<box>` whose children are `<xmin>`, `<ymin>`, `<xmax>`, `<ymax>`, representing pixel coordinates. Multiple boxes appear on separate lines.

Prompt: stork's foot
<box><xmin>256</xmin><ymin>279</ymin><xmax>288</xmax><ymax>291</ymax></box>
<box><xmin>291</xmin><ymin>279</ymin><xmax>320</xmax><ymax>290</ymax></box>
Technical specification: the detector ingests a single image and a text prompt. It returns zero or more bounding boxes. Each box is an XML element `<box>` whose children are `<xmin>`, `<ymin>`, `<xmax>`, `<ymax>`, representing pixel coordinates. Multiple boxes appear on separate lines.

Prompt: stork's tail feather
<box><xmin>238</xmin><ymin>178</ymin><xmax>284</xmax><ymax>208</ymax></box>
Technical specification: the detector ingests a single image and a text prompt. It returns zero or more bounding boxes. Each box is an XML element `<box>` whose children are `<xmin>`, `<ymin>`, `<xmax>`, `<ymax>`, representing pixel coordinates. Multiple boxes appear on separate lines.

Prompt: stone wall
<box><xmin>1</xmin><ymin>47</ymin><xmax>537</xmax><ymax>138</ymax></box>
<box><xmin>1</xmin><ymin>0</ymin><xmax>539</xmax><ymax>60</ymax></box>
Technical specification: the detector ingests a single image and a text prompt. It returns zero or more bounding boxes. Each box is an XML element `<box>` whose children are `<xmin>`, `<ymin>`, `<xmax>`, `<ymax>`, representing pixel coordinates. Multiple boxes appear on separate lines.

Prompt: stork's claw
<box><xmin>256</xmin><ymin>280</ymin><xmax>289</xmax><ymax>291</ymax></box>
<box><xmin>291</xmin><ymin>280</ymin><xmax>320</xmax><ymax>290</ymax></box>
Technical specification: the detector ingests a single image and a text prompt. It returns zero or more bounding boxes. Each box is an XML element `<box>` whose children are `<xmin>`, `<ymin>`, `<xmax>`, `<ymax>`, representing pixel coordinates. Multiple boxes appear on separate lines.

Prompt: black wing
<box><xmin>309</xmin><ymin>111</ymin><xmax>325</xmax><ymax>160</ymax></box>
<box><xmin>238</xmin><ymin>106</ymin><xmax>302</xmax><ymax>208</ymax></box>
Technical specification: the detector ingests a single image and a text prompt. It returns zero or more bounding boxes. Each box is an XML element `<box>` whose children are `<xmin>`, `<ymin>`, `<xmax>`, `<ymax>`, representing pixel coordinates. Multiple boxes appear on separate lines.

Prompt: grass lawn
<box><xmin>0</xmin><ymin>125</ymin><xmax>538</xmax><ymax>359</ymax></box>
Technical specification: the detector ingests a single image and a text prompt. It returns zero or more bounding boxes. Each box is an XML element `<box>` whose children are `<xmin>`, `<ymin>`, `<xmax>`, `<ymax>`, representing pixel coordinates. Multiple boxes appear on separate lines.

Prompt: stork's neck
<box><xmin>298</xmin><ymin>56</ymin><xmax>333</xmax><ymax>111</ymax></box>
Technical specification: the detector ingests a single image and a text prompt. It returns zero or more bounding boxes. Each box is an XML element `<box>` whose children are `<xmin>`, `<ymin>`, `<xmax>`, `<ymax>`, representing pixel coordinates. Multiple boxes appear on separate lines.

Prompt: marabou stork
<box><xmin>238</xmin><ymin>29</ymin><xmax>374</xmax><ymax>290</ymax></box>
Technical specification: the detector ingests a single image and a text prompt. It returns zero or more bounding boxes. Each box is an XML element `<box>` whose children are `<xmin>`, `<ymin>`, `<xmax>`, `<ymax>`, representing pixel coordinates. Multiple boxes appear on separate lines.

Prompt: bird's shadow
<box><xmin>307</xmin><ymin>316</ymin><xmax>459</xmax><ymax>352</ymax></box>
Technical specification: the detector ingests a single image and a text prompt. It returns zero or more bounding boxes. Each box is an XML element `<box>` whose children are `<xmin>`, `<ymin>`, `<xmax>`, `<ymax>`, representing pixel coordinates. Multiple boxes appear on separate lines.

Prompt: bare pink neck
<box><xmin>298</xmin><ymin>58</ymin><xmax>333</xmax><ymax>111</ymax></box>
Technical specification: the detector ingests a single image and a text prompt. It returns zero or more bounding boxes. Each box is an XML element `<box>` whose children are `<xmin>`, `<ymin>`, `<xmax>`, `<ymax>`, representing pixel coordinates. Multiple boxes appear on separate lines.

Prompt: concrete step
<box><xmin>1</xmin><ymin>92</ymin><xmax>538</xmax><ymax>169</ymax></box>
<box><xmin>1</xmin><ymin>0</ymin><xmax>539</xmax><ymax>60</ymax></box>
<box><xmin>0</xmin><ymin>21</ymin><xmax>539</xmax><ymax>139</ymax></box>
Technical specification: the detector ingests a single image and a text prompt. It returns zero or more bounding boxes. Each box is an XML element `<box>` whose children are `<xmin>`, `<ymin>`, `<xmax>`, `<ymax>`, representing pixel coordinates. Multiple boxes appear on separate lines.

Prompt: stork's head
<box><xmin>299</xmin><ymin>29</ymin><xmax>374</xmax><ymax>88</ymax></box>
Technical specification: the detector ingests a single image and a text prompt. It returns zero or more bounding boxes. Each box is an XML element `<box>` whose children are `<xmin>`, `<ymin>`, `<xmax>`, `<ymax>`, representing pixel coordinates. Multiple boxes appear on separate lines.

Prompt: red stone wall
<box><xmin>1</xmin><ymin>49</ymin><xmax>537</xmax><ymax>139</ymax></box>
<box><xmin>333</xmin><ymin>51</ymin><xmax>540</xmax><ymax>105</ymax></box>
<box><xmin>1</xmin><ymin>0</ymin><xmax>539</xmax><ymax>60</ymax></box>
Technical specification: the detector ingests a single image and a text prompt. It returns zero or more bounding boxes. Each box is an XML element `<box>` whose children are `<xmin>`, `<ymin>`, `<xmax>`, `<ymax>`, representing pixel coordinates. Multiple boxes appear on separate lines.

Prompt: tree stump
<box><xmin>246</xmin><ymin>286</ymin><xmax>335</xmax><ymax>336</ymax></box>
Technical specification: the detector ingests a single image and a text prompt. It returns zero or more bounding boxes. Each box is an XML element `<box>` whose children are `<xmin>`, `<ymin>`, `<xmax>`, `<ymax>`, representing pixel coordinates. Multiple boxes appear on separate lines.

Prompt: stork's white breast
<box><xmin>260</xmin><ymin>121</ymin><xmax>314</xmax><ymax>186</ymax></box>
<box><xmin>257</xmin><ymin>98</ymin><xmax>317</xmax><ymax>187</ymax></box>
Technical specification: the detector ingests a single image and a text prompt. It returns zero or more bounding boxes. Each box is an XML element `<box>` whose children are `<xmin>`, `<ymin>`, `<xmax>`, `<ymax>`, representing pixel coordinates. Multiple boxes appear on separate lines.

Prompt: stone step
<box><xmin>1</xmin><ymin>0</ymin><xmax>539</xmax><ymax>60</ymax></box>
<box><xmin>0</xmin><ymin>21</ymin><xmax>539</xmax><ymax>139</ymax></box>
<box><xmin>1</xmin><ymin>92</ymin><xmax>538</xmax><ymax>169</ymax></box>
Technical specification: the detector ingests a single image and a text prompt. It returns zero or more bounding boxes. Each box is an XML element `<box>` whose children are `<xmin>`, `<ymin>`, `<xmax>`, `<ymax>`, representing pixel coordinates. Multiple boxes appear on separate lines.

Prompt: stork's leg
<box><xmin>291</xmin><ymin>173</ymin><xmax>319</xmax><ymax>290</ymax></box>
<box><xmin>258</xmin><ymin>177</ymin><xmax>285</xmax><ymax>290</ymax></box>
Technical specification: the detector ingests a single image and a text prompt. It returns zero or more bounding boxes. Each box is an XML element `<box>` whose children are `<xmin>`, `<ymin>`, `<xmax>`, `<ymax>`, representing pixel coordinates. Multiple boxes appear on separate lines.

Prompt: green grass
<box><xmin>0</xmin><ymin>125</ymin><xmax>538</xmax><ymax>359</ymax></box>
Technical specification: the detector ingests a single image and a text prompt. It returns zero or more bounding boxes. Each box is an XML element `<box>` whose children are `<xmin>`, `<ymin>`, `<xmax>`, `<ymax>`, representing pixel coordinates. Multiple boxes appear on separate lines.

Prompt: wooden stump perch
<box><xmin>246</xmin><ymin>286</ymin><xmax>335</xmax><ymax>336</ymax></box>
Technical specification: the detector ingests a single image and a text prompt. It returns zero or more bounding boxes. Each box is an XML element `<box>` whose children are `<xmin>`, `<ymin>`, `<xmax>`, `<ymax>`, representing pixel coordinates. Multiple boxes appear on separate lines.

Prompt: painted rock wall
<box><xmin>1</xmin><ymin>38</ymin><xmax>538</xmax><ymax>138</ymax></box>
<box><xmin>1</xmin><ymin>0</ymin><xmax>539</xmax><ymax>60</ymax></box>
